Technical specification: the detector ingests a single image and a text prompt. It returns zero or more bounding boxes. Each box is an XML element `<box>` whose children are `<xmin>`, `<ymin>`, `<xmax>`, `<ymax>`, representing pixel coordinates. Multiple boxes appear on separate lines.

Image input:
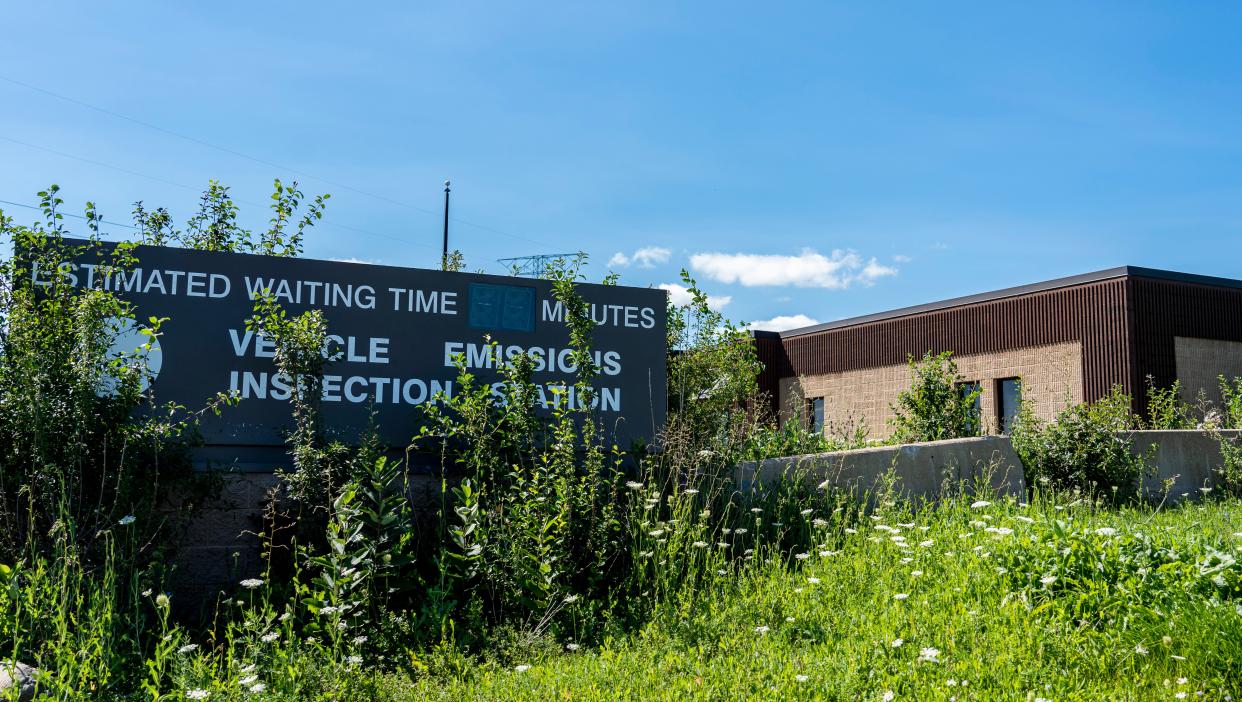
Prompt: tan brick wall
<box><xmin>779</xmin><ymin>341</ymin><xmax>1083</xmax><ymax>440</ymax></box>
<box><xmin>1174</xmin><ymin>337</ymin><xmax>1242</xmax><ymax>405</ymax></box>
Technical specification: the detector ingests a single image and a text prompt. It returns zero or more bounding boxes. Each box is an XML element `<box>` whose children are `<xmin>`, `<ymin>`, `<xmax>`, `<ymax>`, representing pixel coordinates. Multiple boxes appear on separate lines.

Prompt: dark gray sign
<box><xmin>33</xmin><ymin>240</ymin><xmax>667</xmax><ymax>467</ymax></box>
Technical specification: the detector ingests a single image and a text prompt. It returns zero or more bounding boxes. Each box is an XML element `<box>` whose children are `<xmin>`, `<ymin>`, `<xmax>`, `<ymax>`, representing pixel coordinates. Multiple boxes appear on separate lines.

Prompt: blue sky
<box><xmin>2</xmin><ymin>2</ymin><xmax>1240</xmax><ymax>330</ymax></box>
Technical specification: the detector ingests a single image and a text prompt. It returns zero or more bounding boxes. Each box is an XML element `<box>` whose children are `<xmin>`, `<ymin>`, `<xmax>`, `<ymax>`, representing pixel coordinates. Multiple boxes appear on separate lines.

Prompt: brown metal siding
<box><xmin>753</xmin><ymin>333</ymin><xmax>789</xmax><ymax>417</ymax></box>
<box><xmin>1130</xmin><ymin>277</ymin><xmax>1242</xmax><ymax>396</ymax></box>
<box><xmin>774</xmin><ymin>278</ymin><xmax>1136</xmax><ymax>405</ymax></box>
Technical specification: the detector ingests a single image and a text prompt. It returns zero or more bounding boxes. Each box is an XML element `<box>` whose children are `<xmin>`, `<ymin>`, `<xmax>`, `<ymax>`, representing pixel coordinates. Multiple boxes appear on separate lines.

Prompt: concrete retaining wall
<box><xmin>736</xmin><ymin>435</ymin><xmax>1027</xmax><ymax>502</ymax></box>
<box><xmin>1132</xmin><ymin>429</ymin><xmax>1241</xmax><ymax>503</ymax></box>
<box><xmin>738</xmin><ymin>430</ymin><xmax>1241</xmax><ymax>504</ymax></box>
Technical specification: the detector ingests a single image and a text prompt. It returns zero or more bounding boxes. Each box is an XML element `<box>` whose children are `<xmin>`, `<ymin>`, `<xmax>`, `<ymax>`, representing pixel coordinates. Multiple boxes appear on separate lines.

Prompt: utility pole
<box><xmin>441</xmin><ymin>179</ymin><xmax>451</xmax><ymax>267</ymax></box>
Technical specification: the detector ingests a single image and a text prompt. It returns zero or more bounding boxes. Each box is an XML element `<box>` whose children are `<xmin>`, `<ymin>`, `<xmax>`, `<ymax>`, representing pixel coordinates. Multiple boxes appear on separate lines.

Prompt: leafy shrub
<box><xmin>0</xmin><ymin>190</ymin><xmax>215</xmax><ymax>564</ymax></box>
<box><xmin>1220</xmin><ymin>375</ymin><xmax>1242</xmax><ymax>430</ymax></box>
<box><xmin>741</xmin><ymin>414</ymin><xmax>870</xmax><ymax>461</ymax></box>
<box><xmin>888</xmin><ymin>351</ymin><xmax>981</xmax><ymax>443</ymax></box>
<box><xmin>1141</xmin><ymin>377</ymin><xmax>1196</xmax><ymax>429</ymax></box>
<box><xmin>1010</xmin><ymin>385</ymin><xmax>1147</xmax><ymax>499</ymax></box>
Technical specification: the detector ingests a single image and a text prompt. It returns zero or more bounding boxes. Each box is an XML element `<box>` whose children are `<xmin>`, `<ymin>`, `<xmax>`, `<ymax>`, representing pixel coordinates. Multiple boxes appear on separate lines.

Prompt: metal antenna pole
<box><xmin>441</xmin><ymin>180</ymin><xmax>451</xmax><ymax>266</ymax></box>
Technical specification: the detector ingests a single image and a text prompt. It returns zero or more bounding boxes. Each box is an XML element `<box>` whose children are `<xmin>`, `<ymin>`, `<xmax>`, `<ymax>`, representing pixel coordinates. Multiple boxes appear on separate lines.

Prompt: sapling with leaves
<box><xmin>888</xmin><ymin>351</ymin><xmax>982</xmax><ymax>443</ymax></box>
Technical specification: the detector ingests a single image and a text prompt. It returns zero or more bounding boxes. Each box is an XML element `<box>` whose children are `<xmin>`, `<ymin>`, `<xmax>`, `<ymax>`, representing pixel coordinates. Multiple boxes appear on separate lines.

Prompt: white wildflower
<box><xmin>248</xmin><ymin>683</ymin><xmax>266</xmax><ymax>694</ymax></box>
<box><xmin>260</xmin><ymin>632</ymin><xmax>279</xmax><ymax>643</ymax></box>
<box><xmin>801</xmin><ymin>508</ymin><xmax>813</xmax><ymax>516</ymax></box>
<box><xmin>750</xmin><ymin>508</ymin><xmax>763</xmax><ymax>514</ymax></box>
<box><xmin>882</xmin><ymin>691</ymin><xmax>895</xmax><ymax>702</ymax></box>
<box><xmin>1040</xmin><ymin>576</ymin><xmax>1057</xmax><ymax>586</ymax></box>
<box><xmin>807</xmin><ymin>577</ymin><xmax>820</xmax><ymax>584</ymax></box>
<box><xmin>970</xmin><ymin>500</ymin><xmax>991</xmax><ymax>509</ymax></box>
<box><xmin>119</xmin><ymin>514</ymin><xmax>136</xmax><ymax>526</ymax></box>
<box><xmin>794</xmin><ymin>552</ymin><xmax>809</xmax><ymax>560</ymax></box>
<box><xmin>1134</xmin><ymin>644</ymin><xmax>1148</xmax><ymax>655</ymax></box>
<box><xmin>683</xmin><ymin>488</ymin><xmax>699</xmax><ymax>495</ymax></box>
<box><xmin>754</xmin><ymin>625</ymin><xmax>770</xmax><ymax>634</ymax></box>
<box><xmin>693</xmin><ymin>541</ymin><xmax>708</xmax><ymax>548</ymax></box>
<box><xmin>177</xmin><ymin>644</ymin><xmax>198</xmax><ymax>654</ymax></box>
<box><xmin>625</xmin><ymin>481</ymin><xmax>643</xmax><ymax>490</ymax></box>
<box><xmin>352</xmin><ymin>635</ymin><xmax>368</xmax><ymax>646</ymax></box>
<box><xmin>239</xmin><ymin>675</ymin><xmax>258</xmax><ymax>685</ymax></box>
<box><xmin>844</xmin><ymin>528</ymin><xmax>858</xmax><ymax>534</ymax></box>
<box><xmin>347</xmin><ymin>655</ymin><xmax>362</xmax><ymax>665</ymax></box>
<box><xmin>515</xmin><ymin>664</ymin><xmax>531</xmax><ymax>672</ymax></box>
<box><xmin>735</xmin><ymin>528</ymin><xmax>749</xmax><ymax>535</ymax></box>
<box><xmin>893</xmin><ymin>593</ymin><xmax>909</xmax><ymax>601</ymax></box>
<box><xmin>918</xmin><ymin>540</ymin><xmax>934</xmax><ymax>548</ymax></box>
<box><xmin>795</xmin><ymin>674</ymin><xmax>809</xmax><ymax>683</ymax></box>
<box><xmin>648</xmin><ymin>529</ymin><xmax>666</xmax><ymax>538</ymax></box>
<box><xmin>1095</xmin><ymin>527</ymin><xmax>1117</xmax><ymax>537</ymax></box>
<box><xmin>566</xmin><ymin>643</ymin><xmax>579</xmax><ymax>651</ymax></box>
<box><xmin>891</xmin><ymin>638</ymin><xmax>903</xmax><ymax>647</ymax></box>
<box><xmin>812</xmin><ymin>518</ymin><xmax>829</xmax><ymax>528</ymax></box>
<box><xmin>186</xmin><ymin>691</ymin><xmax>210</xmax><ymax>700</ymax></box>
<box><xmin>918</xmin><ymin>646</ymin><xmax>940</xmax><ymax>663</ymax></box>
<box><xmin>911</xmin><ymin>570</ymin><xmax>923</xmax><ymax>577</ymax></box>
<box><xmin>240</xmin><ymin>578</ymin><xmax>264</xmax><ymax>590</ymax></box>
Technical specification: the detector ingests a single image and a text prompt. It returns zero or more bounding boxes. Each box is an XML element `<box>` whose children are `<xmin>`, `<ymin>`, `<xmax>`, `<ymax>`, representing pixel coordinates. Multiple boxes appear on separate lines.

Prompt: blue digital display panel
<box><xmin>468</xmin><ymin>282</ymin><xmax>535</xmax><ymax>332</ymax></box>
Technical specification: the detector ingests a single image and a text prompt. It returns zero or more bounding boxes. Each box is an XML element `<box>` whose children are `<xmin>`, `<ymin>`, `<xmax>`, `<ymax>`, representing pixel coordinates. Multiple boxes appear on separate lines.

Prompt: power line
<box><xmin>0</xmin><ymin>74</ymin><xmax>558</xmax><ymax>248</ymax></box>
<box><xmin>0</xmin><ymin>197</ymin><xmax>137</xmax><ymax>229</ymax></box>
<box><xmin>0</xmin><ymin>137</ymin><xmax>437</xmax><ymax>249</ymax></box>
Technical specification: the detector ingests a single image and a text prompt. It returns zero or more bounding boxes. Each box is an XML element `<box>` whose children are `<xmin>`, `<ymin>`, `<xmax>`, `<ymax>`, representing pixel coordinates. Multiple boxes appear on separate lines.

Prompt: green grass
<box><xmin>387</xmin><ymin>493</ymin><xmax>1241</xmax><ymax>702</ymax></box>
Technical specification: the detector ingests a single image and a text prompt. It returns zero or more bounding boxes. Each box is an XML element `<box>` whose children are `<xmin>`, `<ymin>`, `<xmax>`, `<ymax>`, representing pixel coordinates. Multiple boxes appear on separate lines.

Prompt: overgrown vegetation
<box><xmin>889</xmin><ymin>351</ymin><xmax>981</xmax><ymax>443</ymax></box>
<box><xmin>2</xmin><ymin>184</ymin><xmax>1241</xmax><ymax>700</ymax></box>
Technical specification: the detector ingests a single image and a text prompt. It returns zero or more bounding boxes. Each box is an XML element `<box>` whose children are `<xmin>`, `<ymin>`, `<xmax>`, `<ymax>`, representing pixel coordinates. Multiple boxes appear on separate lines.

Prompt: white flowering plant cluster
<box><xmin>1001</xmin><ymin>515</ymin><xmax>1241</xmax><ymax>628</ymax></box>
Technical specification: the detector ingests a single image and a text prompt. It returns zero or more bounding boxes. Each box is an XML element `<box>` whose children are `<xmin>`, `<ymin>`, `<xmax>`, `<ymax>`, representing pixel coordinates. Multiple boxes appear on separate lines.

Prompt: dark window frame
<box><xmin>996</xmin><ymin>377</ymin><xmax>1022</xmax><ymax>434</ymax></box>
<box><xmin>956</xmin><ymin>380</ymin><xmax>982</xmax><ymax>434</ymax></box>
<box><xmin>805</xmin><ymin>396</ymin><xmax>825</xmax><ymax>434</ymax></box>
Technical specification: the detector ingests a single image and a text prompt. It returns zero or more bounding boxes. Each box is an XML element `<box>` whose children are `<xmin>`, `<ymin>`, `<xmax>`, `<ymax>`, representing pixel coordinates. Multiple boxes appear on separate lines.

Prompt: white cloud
<box><xmin>893</xmin><ymin>254</ymin><xmax>912</xmax><ymax>263</ymax></box>
<box><xmin>745</xmin><ymin>314</ymin><xmax>820</xmax><ymax>332</ymax></box>
<box><xmin>689</xmin><ymin>248</ymin><xmax>897</xmax><ymax>288</ymax></box>
<box><xmin>331</xmin><ymin>256</ymin><xmax>381</xmax><ymax>265</ymax></box>
<box><xmin>657</xmin><ymin>283</ymin><xmax>732</xmax><ymax>311</ymax></box>
<box><xmin>609</xmin><ymin>246</ymin><xmax>672</xmax><ymax>269</ymax></box>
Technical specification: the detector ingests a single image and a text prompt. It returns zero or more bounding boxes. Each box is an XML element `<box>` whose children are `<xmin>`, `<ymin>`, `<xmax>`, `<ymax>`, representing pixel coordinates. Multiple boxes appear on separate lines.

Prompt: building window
<box><xmin>806</xmin><ymin>397</ymin><xmax>825</xmax><ymax>434</ymax></box>
<box><xmin>996</xmin><ymin>377</ymin><xmax>1022</xmax><ymax>433</ymax></box>
<box><xmin>957</xmin><ymin>381</ymin><xmax>982</xmax><ymax>434</ymax></box>
<box><xmin>468</xmin><ymin>283</ymin><xmax>535</xmax><ymax>332</ymax></box>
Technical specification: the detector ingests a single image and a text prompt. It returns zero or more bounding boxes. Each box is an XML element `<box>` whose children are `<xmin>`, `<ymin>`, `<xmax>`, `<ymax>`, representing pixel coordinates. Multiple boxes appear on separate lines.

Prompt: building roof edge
<box><xmin>777</xmin><ymin>266</ymin><xmax>1242</xmax><ymax>338</ymax></box>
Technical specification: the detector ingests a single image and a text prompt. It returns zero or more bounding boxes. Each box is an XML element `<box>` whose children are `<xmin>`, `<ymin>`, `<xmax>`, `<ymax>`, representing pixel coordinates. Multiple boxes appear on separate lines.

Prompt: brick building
<box><xmin>753</xmin><ymin>266</ymin><xmax>1242</xmax><ymax>439</ymax></box>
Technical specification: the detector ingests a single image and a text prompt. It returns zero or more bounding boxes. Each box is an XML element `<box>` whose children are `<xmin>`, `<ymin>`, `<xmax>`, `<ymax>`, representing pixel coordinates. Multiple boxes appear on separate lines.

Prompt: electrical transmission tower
<box><xmin>496</xmin><ymin>253</ymin><xmax>584</xmax><ymax>277</ymax></box>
